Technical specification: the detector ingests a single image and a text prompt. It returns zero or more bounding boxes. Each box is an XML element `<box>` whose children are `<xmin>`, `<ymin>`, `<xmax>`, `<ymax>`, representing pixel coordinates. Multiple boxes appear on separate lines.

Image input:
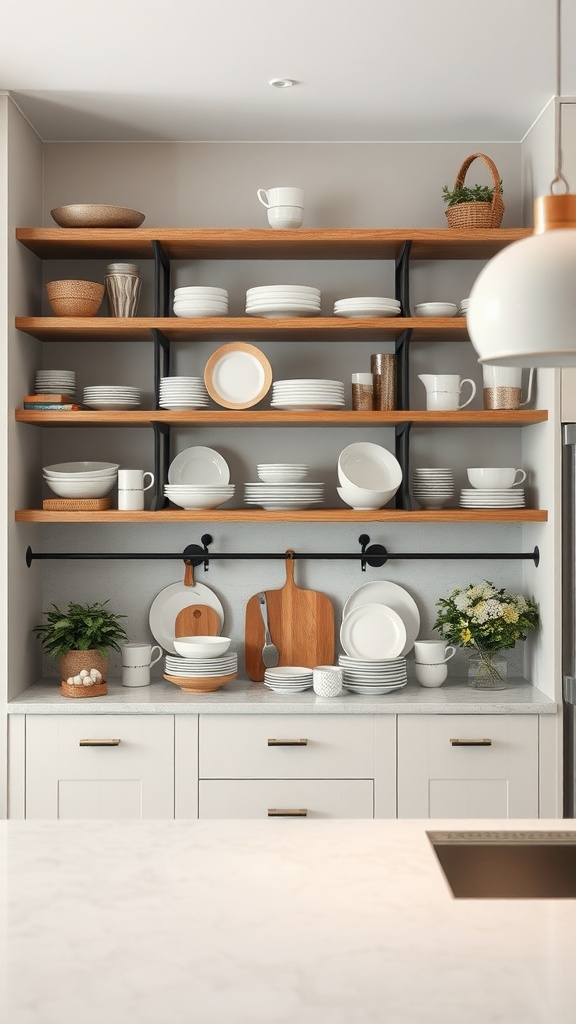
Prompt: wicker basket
<box><xmin>445</xmin><ymin>153</ymin><xmax>504</xmax><ymax>229</ymax></box>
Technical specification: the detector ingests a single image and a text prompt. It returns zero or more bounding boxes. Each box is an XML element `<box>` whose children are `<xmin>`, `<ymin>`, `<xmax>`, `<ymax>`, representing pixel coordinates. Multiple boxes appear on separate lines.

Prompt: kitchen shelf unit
<box><xmin>15</xmin><ymin>225</ymin><xmax>544</xmax><ymax>525</ymax></box>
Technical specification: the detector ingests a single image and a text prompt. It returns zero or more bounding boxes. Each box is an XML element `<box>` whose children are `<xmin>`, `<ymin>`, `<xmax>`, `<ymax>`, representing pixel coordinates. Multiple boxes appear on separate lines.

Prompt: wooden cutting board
<box><xmin>245</xmin><ymin>553</ymin><xmax>335</xmax><ymax>681</ymax></box>
<box><xmin>174</xmin><ymin>604</ymin><xmax>220</xmax><ymax>638</ymax></box>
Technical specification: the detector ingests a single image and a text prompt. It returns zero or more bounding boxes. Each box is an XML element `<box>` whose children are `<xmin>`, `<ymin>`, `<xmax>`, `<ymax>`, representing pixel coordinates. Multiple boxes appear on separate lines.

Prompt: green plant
<box><xmin>442</xmin><ymin>180</ymin><xmax>503</xmax><ymax>207</ymax></box>
<box><xmin>33</xmin><ymin>600</ymin><xmax>129</xmax><ymax>657</ymax></box>
<box><xmin>433</xmin><ymin>581</ymin><xmax>539</xmax><ymax>653</ymax></box>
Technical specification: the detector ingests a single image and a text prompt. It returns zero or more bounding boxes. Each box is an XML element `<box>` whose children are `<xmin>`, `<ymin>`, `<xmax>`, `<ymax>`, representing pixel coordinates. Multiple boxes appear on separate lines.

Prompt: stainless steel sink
<box><xmin>428</xmin><ymin>830</ymin><xmax>576</xmax><ymax>899</ymax></box>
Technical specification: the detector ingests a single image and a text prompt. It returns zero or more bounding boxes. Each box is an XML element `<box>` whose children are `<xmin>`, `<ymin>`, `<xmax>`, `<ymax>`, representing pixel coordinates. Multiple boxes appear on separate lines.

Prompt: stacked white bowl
<box><xmin>159</xmin><ymin>376</ymin><xmax>209</xmax><ymax>410</ymax></box>
<box><xmin>164</xmin><ymin>483</ymin><xmax>235</xmax><ymax>510</ymax></box>
<box><xmin>334</xmin><ymin>296</ymin><xmax>401</xmax><ymax>318</ymax></box>
<box><xmin>257</xmin><ymin>463</ymin><xmax>309</xmax><ymax>483</ymax></box>
<box><xmin>411</xmin><ymin>467</ymin><xmax>454</xmax><ymax>509</ymax></box>
<box><xmin>337</xmin><ymin>442</ymin><xmax>402</xmax><ymax>509</ymax></box>
<box><xmin>414</xmin><ymin>302</ymin><xmax>458</xmax><ymax>318</ymax></box>
<box><xmin>43</xmin><ymin>461</ymin><xmax>119</xmax><ymax>498</ymax></box>
<box><xmin>245</xmin><ymin>285</ymin><xmax>321</xmax><ymax>318</ymax></box>
<box><xmin>173</xmin><ymin>287</ymin><xmax>228</xmax><ymax>318</ymax></box>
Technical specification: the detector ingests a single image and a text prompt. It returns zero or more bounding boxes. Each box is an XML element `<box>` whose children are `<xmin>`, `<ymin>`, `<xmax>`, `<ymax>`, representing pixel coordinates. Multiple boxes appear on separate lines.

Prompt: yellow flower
<box><xmin>502</xmin><ymin>606</ymin><xmax>519</xmax><ymax>623</ymax></box>
<box><xmin>460</xmin><ymin>627</ymin><xmax>472</xmax><ymax>643</ymax></box>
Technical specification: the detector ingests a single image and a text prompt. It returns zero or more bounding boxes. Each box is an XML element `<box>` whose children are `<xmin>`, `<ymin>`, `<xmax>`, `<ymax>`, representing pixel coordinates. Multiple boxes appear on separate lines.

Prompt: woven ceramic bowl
<box><xmin>46</xmin><ymin>280</ymin><xmax>104</xmax><ymax>317</ymax></box>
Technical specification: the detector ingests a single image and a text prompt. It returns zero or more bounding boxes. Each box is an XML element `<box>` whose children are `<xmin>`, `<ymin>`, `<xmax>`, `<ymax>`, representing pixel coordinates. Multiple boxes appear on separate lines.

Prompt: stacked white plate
<box><xmin>165</xmin><ymin>652</ymin><xmax>238</xmax><ymax>677</ymax></box>
<box><xmin>271</xmin><ymin>379</ymin><xmax>345</xmax><ymax>410</ymax></box>
<box><xmin>35</xmin><ymin>369</ymin><xmax>76</xmax><ymax>396</ymax></box>
<box><xmin>83</xmin><ymin>385</ymin><xmax>141</xmax><ymax>410</ymax></box>
<box><xmin>173</xmin><ymin>286</ymin><xmax>228</xmax><ymax>318</ymax></box>
<box><xmin>244</xmin><ymin>482</ymin><xmax>324</xmax><ymax>510</ymax></box>
<box><xmin>458</xmin><ymin>297</ymin><xmax>470</xmax><ymax>316</ymax></box>
<box><xmin>164</xmin><ymin>484</ymin><xmax>235</xmax><ymax>509</ymax></box>
<box><xmin>245</xmin><ymin>285</ymin><xmax>321</xmax><ymax>319</ymax></box>
<box><xmin>340</xmin><ymin>602</ymin><xmax>407</xmax><ymax>660</ymax></box>
<box><xmin>342</xmin><ymin>581</ymin><xmax>420</xmax><ymax>658</ymax></box>
<box><xmin>263</xmin><ymin>667</ymin><xmax>314</xmax><ymax>692</ymax></box>
<box><xmin>334</xmin><ymin>296</ymin><xmax>401</xmax><ymax>318</ymax></box>
<box><xmin>257</xmin><ymin>463</ymin><xmax>309</xmax><ymax>483</ymax></box>
<box><xmin>459</xmin><ymin>488</ymin><xmax>526</xmax><ymax>508</ymax></box>
<box><xmin>412</xmin><ymin>467</ymin><xmax>454</xmax><ymax>509</ymax></box>
<box><xmin>338</xmin><ymin>655</ymin><xmax>408</xmax><ymax>694</ymax></box>
<box><xmin>159</xmin><ymin>376</ymin><xmax>209</xmax><ymax>410</ymax></box>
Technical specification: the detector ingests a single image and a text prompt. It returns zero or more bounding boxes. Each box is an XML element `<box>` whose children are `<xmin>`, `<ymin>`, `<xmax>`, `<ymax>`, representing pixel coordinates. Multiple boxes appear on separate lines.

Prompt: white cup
<box><xmin>414</xmin><ymin>640</ymin><xmax>456</xmax><ymax>665</ymax></box>
<box><xmin>118</xmin><ymin>469</ymin><xmax>154</xmax><ymax>511</ymax></box>
<box><xmin>257</xmin><ymin>187</ymin><xmax>304</xmax><ymax>208</ymax></box>
<box><xmin>467</xmin><ymin>467</ymin><xmax>527</xmax><ymax>489</ymax></box>
<box><xmin>425</xmin><ymin>381</ymin><xmax>476</xmax><ymax>410</ymax></box>
<box><xmin>313</xmin><ymin>665</ymin><xmax>343</xmax><ymax>697</ymax></box>
<box><xmin>266</xmin><ymin>205</ymin><xmax>304</xmax><ymax>229</ymax></box>
<box><xmin>414</xmin><ymin>662</ymin><xmax>448</xmax><ymax>688</ymax></box>
<box><xmin>121</xmin><ymin>642</ymin><xmax>162</xmax><ymax>687</ymax></box>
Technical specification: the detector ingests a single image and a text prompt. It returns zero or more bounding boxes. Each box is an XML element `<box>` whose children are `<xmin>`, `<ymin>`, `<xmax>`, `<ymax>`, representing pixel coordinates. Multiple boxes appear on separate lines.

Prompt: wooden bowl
<box><xmin>163</xmin><ymin>672</ymin><xmax>237</xmax><ymax>693</ymax></box>
<box><xmin>46</xmin><ymin>280</ymin><xmax>104</xmax><ymax>317</ymax></box>
<box><xmin>50</xmin><ymin>204</ymin><xmax>145</xmax><ymax>228</ymax></box>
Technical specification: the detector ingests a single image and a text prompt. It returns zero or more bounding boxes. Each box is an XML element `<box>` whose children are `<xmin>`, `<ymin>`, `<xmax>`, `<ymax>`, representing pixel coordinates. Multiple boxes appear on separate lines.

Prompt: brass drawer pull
<box><xmin>267</xmin><ymin>738</ymin><xmax>308</xmax><ymax>746</ymax></box>
<box><xmin>79</xmin><ymin>738</ymin><xmax>121</xmax><ymax>747</ymax></box>
<box><xmin>267</xmin><ymin>808</ymin><xmax>308</xmax><ymax>817</ymax></box>
<box><xmin>450</xmin><ymin>738</ymin><xmax>492</xmax><ymax>747</ymax></box>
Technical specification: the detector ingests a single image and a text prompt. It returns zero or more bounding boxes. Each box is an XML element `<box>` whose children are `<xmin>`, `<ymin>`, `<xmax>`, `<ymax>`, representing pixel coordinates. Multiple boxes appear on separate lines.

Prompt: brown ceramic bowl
<box><xmin>50</xmin><ymin>204</ymin><xmax>145</xmax><ymax>228</ymax></box>
<box><xmin>46</xmin><ymin>279</ymin><xmax>104</xmax><ymax>317</ymax></box>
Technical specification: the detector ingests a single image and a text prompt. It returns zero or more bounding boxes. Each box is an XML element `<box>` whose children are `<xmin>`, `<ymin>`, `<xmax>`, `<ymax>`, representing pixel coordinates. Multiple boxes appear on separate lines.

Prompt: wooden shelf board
<box><xmin>15</xmin><ymin>227</ymin><xmax>531</xmax><ymax>261</ymax></box>
<box><xmin>15</xmin><ymin>409</ymin><xmax>548</xmax><ymax>427</ymax></box>
<box><xmin>15</xmin><ymin>508</ymin><xmax>548</xmax><ymax>524</ymax></box>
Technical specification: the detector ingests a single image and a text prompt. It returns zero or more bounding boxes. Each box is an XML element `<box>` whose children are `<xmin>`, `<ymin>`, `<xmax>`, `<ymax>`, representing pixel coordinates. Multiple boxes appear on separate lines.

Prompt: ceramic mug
<box><xmin>414</xmin><ymin>640</ymin><xmax>456</xmax><ymax>664</ymax></box>
<box><xmin>482</xmin><ymin>366</ymin><xmax>535</xmax><ymax>410</ymax></box>
<box><xmin>118</xmin><ymin>469</ymin><xmax>154</xmax><ymax>511</ymax></box>
<box><xmin>257</xmin><ymin>187</ymin><xmax>304</xmax><ymax>208</ymax></box>
<box><xmin>121</xmin><ymin>642</ymin><xmax>162</xmax><ymax>687</ymax></box>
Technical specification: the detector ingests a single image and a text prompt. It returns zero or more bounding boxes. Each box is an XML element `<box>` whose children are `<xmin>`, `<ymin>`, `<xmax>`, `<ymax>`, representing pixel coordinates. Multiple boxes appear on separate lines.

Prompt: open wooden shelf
<box><xmin>15</xmin><ymin>226</ymin><xmax>531</xmax><ymax>261</ymax></box>
<box><xmin>15</xmin><ymin>508</ymin><xmax>548</xmax><ymax>524</ymax></box>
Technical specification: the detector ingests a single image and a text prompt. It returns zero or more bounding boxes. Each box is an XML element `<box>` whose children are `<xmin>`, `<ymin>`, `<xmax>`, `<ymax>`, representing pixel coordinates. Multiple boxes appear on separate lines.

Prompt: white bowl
<box><xmin>44</xmin><ymin>476</ymin><xmax>117</xmax><ymax>498</ymax></box>
<box><xmin>257</xmin><ymin>465</ymin><xmax>309</xmax><ymax>483</ymax></box>
<box><xmin>43</xmin><ymin>461</ymin><xmax>119</xmax><ymax>477</ymax></box>
<box><xmin>173</xmin><ymin>636</ymin><xmax>232</xmax><ymax>659</ymax></box>
<box><xmin>414</xmin><ymin>302</ymin><xmax>458</xmax><ymax>318</ymax></box>
<box><xmin>337</xmin><ymin>442</ymin><xmax>402</xmax><ymax>492</ymax></box>
<box><xmin>165</xmin><ymin>493</ymin><xmax>233</xmax><ymax>510</ymax></box>
<box><xmin>337</xmin><ymin>485</ymin><xmax>393</xmax><ymax>510</ymax></box>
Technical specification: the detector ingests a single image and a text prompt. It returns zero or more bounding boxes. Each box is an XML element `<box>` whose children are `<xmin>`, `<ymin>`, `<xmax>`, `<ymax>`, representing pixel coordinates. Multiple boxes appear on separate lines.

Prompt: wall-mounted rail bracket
<box><xmin>358</xmin><ymin>534</ymin><xmax>388</xmax><ymax>571</ymax></box>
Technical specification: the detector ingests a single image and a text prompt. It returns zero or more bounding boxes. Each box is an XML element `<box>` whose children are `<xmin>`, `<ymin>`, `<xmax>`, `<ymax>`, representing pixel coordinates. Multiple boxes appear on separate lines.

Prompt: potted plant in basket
<box><xmin>442</xmin><ymin>152</ymin><xmax>504</xmax><ymax>228</ymax></box>
<box><xmin>433</xmin><ymin>581</ymin><xmax>539</xmax><ymax>689</ymax></box>
<box><xmin>33</xmin><ymin>600</ymin><xmax>129</xmax><ymax>698</ymax></box>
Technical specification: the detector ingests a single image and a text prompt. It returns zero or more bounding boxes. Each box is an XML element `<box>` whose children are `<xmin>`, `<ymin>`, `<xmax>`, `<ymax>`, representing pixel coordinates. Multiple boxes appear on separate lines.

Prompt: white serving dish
<box><xmin>173</xmin><ymin>636</ymin><xmax>232</xmax><ymax>659</ymax></box>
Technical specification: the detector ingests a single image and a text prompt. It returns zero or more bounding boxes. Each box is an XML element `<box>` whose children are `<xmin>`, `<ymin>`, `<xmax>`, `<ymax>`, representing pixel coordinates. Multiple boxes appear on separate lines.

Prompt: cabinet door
<box><xmin>26</xmin><ymin>715</ymin><xmax>175</xmax><ymax>819</ymax></box>
<box><xmin>397</xmin><ymin>715</ymin><xmax>539</xmax><ymax>819</ymax></box>
<box><xmin>199</xmin><ymin>779</ymin><xmax>374</xmax><ymax>819</ymax></box>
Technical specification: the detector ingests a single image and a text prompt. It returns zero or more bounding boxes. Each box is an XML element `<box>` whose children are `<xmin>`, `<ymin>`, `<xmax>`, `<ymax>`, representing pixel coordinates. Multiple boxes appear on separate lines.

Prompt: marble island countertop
<box><xmin>7</xmin><ymin>677</ymin><xmax>557</xmax><ymax>714</ymax></box>
<box><xmin>2</xmin><ymin>817</ymin><xmax>575</xmax><ymax>1024</ymax></box>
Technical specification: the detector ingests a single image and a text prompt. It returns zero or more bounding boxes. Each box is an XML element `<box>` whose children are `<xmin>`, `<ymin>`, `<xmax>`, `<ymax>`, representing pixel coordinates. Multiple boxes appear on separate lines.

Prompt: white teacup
<box><xmin>467</xmin><ymin>467</ymin><xmax>527</xmax><ymax>489</ymax></box>
<box><xmin>266</xmin><ymin>205</ymin><xmax>304</xmax><ymax>229</ymax></box>
<box><xmin>257</xmin><ymin>187</ymin><xmax>304</xmax><ymax>208</ymax></box>
<box><xmin>414</xmin><ymin>640</ymin><xmax>456</xmax><ymax>664</ymax></box>
<box><xmin>415</xmin><ymin>662</ymin><xmax>448</xmax><ymax>688</ymax></box>
<box><xmin>121</xmin><ymin>642</ymin><xmax>162</xmax><ymax>687</ymax></box>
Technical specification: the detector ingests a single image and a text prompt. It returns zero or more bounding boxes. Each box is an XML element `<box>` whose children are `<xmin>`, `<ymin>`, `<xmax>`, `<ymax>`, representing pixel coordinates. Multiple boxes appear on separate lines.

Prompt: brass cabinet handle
<box><xmin>267</xmin><ymin>738</ymin><xmax>308</xmax><ymax>746</ymax></box>
<box><xmin>267</xmin><ymin>808</ymin><xmax>308</xmax><ymax>817</ymax></box>
<box><xmin>79</xmin><ymin>738</ymin><xmax>121</xmax><ymax>747</ymax></box>
<box><xmin>450</xmin><ymin>738</ymin><xmax>492</xmax><ymax>746</ymax></box>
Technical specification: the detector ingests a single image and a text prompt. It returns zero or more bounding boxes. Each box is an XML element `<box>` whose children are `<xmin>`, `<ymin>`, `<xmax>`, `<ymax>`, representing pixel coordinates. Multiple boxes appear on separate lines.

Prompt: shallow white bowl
<box><xmin>337</xmin><ymin>484</ymin><xmax>393</xmax><ymax>510</ymax></box>
<box><xmin>43</xmin><ymin>461</ymin><xmax>119</xmax><ymax>477</ymax></box>
<box><xmin>44</xmin><ymin>476</ymin><xmax>117</xmax><ymax>498</ymax></box>
<box><xmin>257</xmin><ymin>465</ymin><xmax>309</xmax><ymax>483</ymax></box>
<box><xmin>337</xmin><ymin>442</ymin><xmax>402</xmax><ymax>493</ymax></box>
<box><xmin>414</xmin><ymin>302</ymin><xmax>458</xmax><ymax>318</ymax></box>
<box><xmin>173</xmin><ymin>636</ymin><xmax>232</xmax><ymax>659</ymax></box>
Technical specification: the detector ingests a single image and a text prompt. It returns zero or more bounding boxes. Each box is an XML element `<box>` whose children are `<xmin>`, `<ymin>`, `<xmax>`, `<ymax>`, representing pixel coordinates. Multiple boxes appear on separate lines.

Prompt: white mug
<box><xmin>121</xmin><ymin>642</ymin><xmax>162</xmax><ymax>687</ymax></box>
<box><xmin>467</xmin><ymin>467</ymin><xmax>527</xmax><ymax>489</ymax></box>
<box><xmin>266</xmin><ymin>206</ymin><xmax>304</xmax><ymax>229</ymax></box>
<box><xmin>257</xmin><ymin>187</ymin><xmax>304</xmax><ymax>208</ymax></box>
<box><xmin>313</xmin><ymin>665</ymin><xmax>343</xmax><ymax>697</ymax></box>
<box><xmin>414</xmin><ymin>640</ymin><xmax>456</xmax><ymax>665</ymax></box>
<box><xmin>118</xmin><ymin>469</ymin><xmax>154</xmax><ymax>511</ymax></box>
<box><xmin>415</xmin><ymin>662</ymin><xmax>448</xmax><ymax>688</ymax></box>
<box><xmin>482</xmin><ymin>365</ymin><xmax>535</xmax><ymax>409</ymax></box>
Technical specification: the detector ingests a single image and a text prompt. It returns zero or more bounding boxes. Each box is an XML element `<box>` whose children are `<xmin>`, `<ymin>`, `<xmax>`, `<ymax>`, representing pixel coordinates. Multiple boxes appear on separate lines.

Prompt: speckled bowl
<box><xmin>46</xmin><ymin>280</ymin><xmax>104</xmax><ymax>317</ymax></box>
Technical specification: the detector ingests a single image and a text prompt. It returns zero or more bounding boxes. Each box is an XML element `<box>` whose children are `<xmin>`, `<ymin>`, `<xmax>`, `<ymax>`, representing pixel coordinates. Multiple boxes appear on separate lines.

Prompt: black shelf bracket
<box><xmin>150</xmin><ymin>422</ymin><xmax>170</xmax><ymax>510</ymax></box>
<box><xmin>152</xmin><ymin>240</ymin><xmax>171</xmax><ymax>318</ymax></box>
<box><xmin>395</xmin><ymin>421</ymin><xmax>413</xmax><ymax>511</ymax></box>
<box><xmin>151</xmin><ymin>329</ymin><xmax>170</xmax><ymax>409</ymax></box>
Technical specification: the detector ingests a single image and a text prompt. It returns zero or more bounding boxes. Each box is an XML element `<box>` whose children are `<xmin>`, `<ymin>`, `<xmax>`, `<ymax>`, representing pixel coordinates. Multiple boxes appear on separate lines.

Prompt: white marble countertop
<box><xmin>2</xmin><ymin>818</ymin><xmax>575</xmax><ymax>1024</ymax></box>
<box><xmin>7</xmin><ymin>677</ymin><xmax>557</xmax><ymax>714</ymax></box>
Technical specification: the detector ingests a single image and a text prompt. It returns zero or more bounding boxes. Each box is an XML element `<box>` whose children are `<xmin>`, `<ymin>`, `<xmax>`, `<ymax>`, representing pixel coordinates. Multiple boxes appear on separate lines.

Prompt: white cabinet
<box><xmin>25</xmin><ymin>715</ymin><xmax>175</xmax><ymax>819</ymax></box>
<box><xmin>198</xmin><ymin>714</ymin><xmax>396</xmax><ymax>819</ymax></box>
<box><xmin>397</xmin><ymin>715</ymin><xmax>539</xmax><ymax>818</ymax></box>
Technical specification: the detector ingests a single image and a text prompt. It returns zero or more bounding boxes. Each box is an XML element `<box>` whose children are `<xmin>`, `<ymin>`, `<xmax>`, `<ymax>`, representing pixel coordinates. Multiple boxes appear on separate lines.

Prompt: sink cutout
<box><xmin>428</xmin><ymin>830</ymin><xmax>576</xmax><ymax>899</ymax></box>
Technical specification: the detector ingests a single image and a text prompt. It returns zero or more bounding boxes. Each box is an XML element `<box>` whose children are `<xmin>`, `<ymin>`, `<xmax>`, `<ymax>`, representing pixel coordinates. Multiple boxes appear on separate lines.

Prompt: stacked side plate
<box><xmin>246</xmin><ymin>285</ymin><xmax>321</xmax><ymax>319</ymax></box>
<box><xmin>83</xmin><ymin>385</ymin><xmax>141</xmax><ymax>410</ymax></box>
<box><xmin>342</xmin><ymin>580</ymin><xmax>420</xmax><ymax>658</ymax></box>
<box><xmin>459</xmin><ymin>488</ymin><xmax>526</xmax><ymax>508</ymax></box>
<box><xmin>164</xmin><ymin>484</ymin><xmax>235</xmax><ymax>509</ymax></box>
<box><xmin>244</xmin><ymin>482</ymin><xmax>324</xmax><ymax>510</ymax></box>
<box><xmin>458</xmin><ymin>297</ymin><xmax>470</xmax><ymax>316</ymax></box>
<box><xmin>412</xmin><ymin>467</ymin><xmax>454</xmax><ymax>509</ymax></box>
<box><xmin>271</xmin><ymin>378</ymin><xmax>345</xmax><ymax>410</ymax></box>
<box><xmin>263</xmin><ymin>667</ymin><xmax>314</xmax><ymax>692</ymax></box>
<box><xmin>173</xmin><ymin>286</ymin><xmax>228</xmax><ymax>318</ymax></box>
<box><xmin>340</xmin><ymin>602</ymin><xmax>407</xmax><ymax>660</ymax></box>
<box><xmin>165</xmin><ymin>653</ymin><xmax>237</xmax><ymax>676</ymax></box>
<box><xmin>338</xmin><ymin>654</ymin><xmax>408</xmax><ymax>694</ymax></box>
<box><xmin>159</xmin><ymin>376</ymin><xmax>209</xmax><ymax>410</ymax></box>
<box><xmin>35</xmin><ymin>369</ymin><xmax>76</xmax><ymax>396</ymax></box>
<box><xmin>334</xmin><ymin>296</ymin><xmax>401</xmax><ymax>318</ymax></box>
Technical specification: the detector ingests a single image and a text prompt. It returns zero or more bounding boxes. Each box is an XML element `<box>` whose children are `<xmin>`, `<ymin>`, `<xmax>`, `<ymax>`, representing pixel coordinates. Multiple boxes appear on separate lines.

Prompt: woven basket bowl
<box><xmin>59</xmin><ymin>649</ymin><xmax>109</xmax><ymax>683</ymax></box>
<box><xmin>46</xmin><ymin>279</ymin><xmax>104</xmax><ymax>317</ymax></box>
<box><xmin>444</xmin><ymin>152</ymin><xmax>504</xmax><ymax>229</ymax></box>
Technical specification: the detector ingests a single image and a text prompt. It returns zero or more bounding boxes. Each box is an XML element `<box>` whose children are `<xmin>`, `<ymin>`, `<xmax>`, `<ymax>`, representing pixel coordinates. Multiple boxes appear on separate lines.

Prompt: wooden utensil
<box><xmin>245</xmin><ymin>551</ymin><xmax>335</xmax><ymax>681</ymax></box>
<box><xmin>175</xmin><ymin>604</ymin><xmax>220</xmax><ymax>638</ymax></box>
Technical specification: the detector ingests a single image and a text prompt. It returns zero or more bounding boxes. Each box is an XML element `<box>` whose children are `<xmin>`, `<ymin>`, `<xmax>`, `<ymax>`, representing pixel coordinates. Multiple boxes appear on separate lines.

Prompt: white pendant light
<box><xmin>467</xmin><ymin>0</ymin><xmax>576</xmax><ymax>367</ymax></box>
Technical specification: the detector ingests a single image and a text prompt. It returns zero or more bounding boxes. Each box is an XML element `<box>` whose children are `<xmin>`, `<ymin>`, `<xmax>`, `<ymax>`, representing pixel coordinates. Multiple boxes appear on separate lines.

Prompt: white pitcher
<box><xmin>482</xmin><ymin>366</ymin><xmax>535</xmax><ymax>410</ymax></box>
<box><xmin>418</xmin><ymin>374</ymin><xmax>476</xmax><ymax>411</ymax></box>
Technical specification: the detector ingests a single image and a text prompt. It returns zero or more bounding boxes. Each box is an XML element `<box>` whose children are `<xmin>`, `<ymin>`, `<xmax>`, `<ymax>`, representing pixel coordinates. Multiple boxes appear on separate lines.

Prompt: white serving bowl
<box><xmin>414</xmin><ymin>302</ymin><xmax>458</xmax><ymax>318</ymax></box>
<box><xmin>337</xmin><ymin>484</ymin><xmax>393</xmax><ymax>510</ymax></box>
<box><xmin>173</xmin><ymin>636</ymin><xmax>232</xmax><ymax>659</ymax></box>
<box><xmin>44</xmin><ymin>476</ymin><xmax>117</xmax><ymax>498</ymax></box>
<box><xmin>43</xmin><ymin>461</ymin><xmax>119</xmax><ymax>477</ymax></box>
<box><xmin>337</xmin><ymin>442</ymin><xmax>402</xmax><ymax>493</ymax></box>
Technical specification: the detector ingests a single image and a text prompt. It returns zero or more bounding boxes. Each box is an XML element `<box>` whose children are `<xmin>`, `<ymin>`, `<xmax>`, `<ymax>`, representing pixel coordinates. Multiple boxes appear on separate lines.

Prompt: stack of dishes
<box><xmin>83</xmin><ymin>385</ymin><xmax>141</xmax><ymax>410</ymax></box>
<box><xmin>245</xmin><ymin>285</ymin><xmax>321</xmax><ymax>318</ymax></box>
<box><xmin>257</xmin><ymin>463</ymin><xmax>309</xmax><ymax>483</ymax></box>
<box><xmin>412</xmin><ymin>467</ymin><xmax>454</xmax><ymax>509</ymax></box>
<box><xmin>341</xmin><ymin>580</ymin><xmax>420</xmax><ymax>658</ymax></box>
<box><xmin>263</xmin><ymin>667</ymin><xmax>313</xmax><ymax>693</ymax></box>
<box><xmin>334</xmin><ymin>296</ymin><xmax>401</xmax><ymax>318</ymax></box>
<box><xmin>164</xmin><ymin>651</ymin><xmax>238</xmax><ymax>692</ymax></box>
<box><xmin>173</xmin><ymin>287</ymin><xmax>228</xmax><ymax>318</ymax></box>
<box><xmin>340</xmin><ymin>602</ymin><xmax>407</xmax><ymax>661</ymax></box>
<box><xmin>43</xmin><ymin>461</ymin><xmax>119</xmax><ymax>499</ymax></box>
<box><xmin>35</xmin><ymin>369</ymin><xmax>76</xmax><ymax>396</ymax></box>
<box><xmin>164</xmin><ymin>483</ymin><xmax>235</xmax><ymax>509</ymax></box>
<box><xmin>244</xmin><ymin>481</ymin><xmax>324</xmax><ymax>510</ymax></box>
<box><xmin>271</xmin><ymin>379</ymin><xmax>345</xmax><ymax>410</ymax></box>
<box><xmin>458</xmin><ymin>297</ymin><xmax>470</xmax><ymax>317</ymax></box>
<box><xmin>338</xmin><ymin>655</ymin><xmax>408</xmax><ymax>694</ymax></box>
<box><xmin>459</xmin><ymin>487</ymin><xmax>525</xmax><ymax>509</ymax></box>
<box><xmin>159</xmin><ymin>376</ymin><xmax>209</xmax><ymax>410</ymax></box>
<box><xmin>168</xmin><ymin>445</ymin><xmax>230</xmax><ymax>485</ymax></box>
<box><xmin>414</xmin><ymin>302</ymin><xmax>458</xmax><ymax>318</ymax></box>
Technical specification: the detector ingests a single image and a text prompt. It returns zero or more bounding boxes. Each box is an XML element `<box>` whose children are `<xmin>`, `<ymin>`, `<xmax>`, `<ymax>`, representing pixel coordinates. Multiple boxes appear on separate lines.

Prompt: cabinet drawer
<box><xmin>199</xmin><ymin>714</ymin><xmax>381</xmax><ymax>779</ymax></box>
<box><xmin>199</xmin><ymin>779</ymin><xmax>374</xmax><ymax>818</ymax></box>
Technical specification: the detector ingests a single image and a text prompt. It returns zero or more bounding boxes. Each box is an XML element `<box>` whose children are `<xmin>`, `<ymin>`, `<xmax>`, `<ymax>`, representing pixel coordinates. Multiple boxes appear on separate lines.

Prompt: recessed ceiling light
<box><xmin>269</xmin><ymin>78</ymin><xmax>296</xmax><ymax>89</ymax></box>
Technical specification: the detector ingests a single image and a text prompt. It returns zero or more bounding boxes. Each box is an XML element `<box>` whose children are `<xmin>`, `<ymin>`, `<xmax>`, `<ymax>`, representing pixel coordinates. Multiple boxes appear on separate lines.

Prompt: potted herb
<box><xmin>34</xmin><ymin>600</ymin><xmax>129</xmax><ymax>697</ymax></box>
<box><xmin>442</xmin><ymin>152</ymin><xmax>504</xmax><ymax>228</ymax></box>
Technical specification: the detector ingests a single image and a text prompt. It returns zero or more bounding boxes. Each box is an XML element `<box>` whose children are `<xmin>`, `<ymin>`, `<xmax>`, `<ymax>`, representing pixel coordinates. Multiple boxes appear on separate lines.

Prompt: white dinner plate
<box><xmin>149</xmin><ymin>580</ymin><xmax>224</xmax><ymax>653</ymax></box>
<box><xmin>168</xmin><ymin>446</ymin><xmax>230</xmax><ymax>485</ymax></box>
<box><xmin>340</xmin><ymin>603</ymin><xmax>407</xmax><ymax>660</ymax></box>
<box><xmin>343</xmin><ymin>682</ymin><xmax>407</xmax><ymax>695</ymax></box>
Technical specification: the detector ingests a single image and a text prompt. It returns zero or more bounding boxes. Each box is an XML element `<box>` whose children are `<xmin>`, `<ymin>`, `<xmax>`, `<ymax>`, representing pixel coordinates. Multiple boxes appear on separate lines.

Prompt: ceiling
<box><xmin>1</xmin><ymin>0</ymin><xmax>571</xmax><ymax>143</ymax></box>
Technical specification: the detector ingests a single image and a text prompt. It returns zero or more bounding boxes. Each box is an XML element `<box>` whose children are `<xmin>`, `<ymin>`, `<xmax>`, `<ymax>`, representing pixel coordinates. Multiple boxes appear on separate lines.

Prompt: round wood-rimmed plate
<box><xmin>163</xmin><ymin>672</ymin><xmax>237</xmax><ymax>693</ymax></box>
<box><xmin>204</xmin><ymin>342</ymin><xmax>273</xmax><ymax>409</ymax></box>
<box><xmin>50</xmin><ymin>204</ymin><xmax>146</xmax><ymax>228</ymax></box>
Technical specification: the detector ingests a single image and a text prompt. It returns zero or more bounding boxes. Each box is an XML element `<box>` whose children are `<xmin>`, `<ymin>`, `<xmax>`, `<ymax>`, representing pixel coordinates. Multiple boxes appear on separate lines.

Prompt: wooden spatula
<box><xmin>175</xmin><ymin>603</ymin><xmax>220</xmax><ymax>638</ymax></box>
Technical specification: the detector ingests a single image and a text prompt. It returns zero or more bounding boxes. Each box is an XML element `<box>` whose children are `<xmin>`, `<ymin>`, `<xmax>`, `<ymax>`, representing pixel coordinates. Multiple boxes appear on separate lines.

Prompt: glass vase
<box><xmin>467</xmin><ymin>650</ymin><xmax>508</xmax><ymax>690</ymax></box>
